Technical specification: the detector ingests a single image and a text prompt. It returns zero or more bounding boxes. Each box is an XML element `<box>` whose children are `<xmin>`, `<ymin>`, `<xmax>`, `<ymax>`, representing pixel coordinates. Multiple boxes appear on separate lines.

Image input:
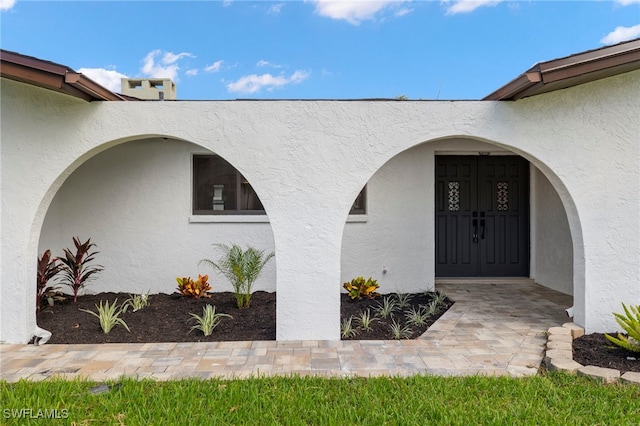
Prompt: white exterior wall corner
<box><xmin>1</xmin><ymin>69</ymin><xmax>639</xmax><ymax>343</ymax></box>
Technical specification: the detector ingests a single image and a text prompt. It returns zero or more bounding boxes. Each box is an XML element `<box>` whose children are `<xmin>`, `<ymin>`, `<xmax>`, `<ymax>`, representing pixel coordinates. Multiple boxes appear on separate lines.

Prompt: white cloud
<box><xmin>269</xmin><ymin>3</ymin><xmax>284</xmax><ymax>14</ymax></box>
<box><xmin>0</xmin><ymin>0</ymin><xmax>15</xmax><ymax>11</ymax></box>
<box><xmin>205</xmin><ymin>60</ymin><xmax>224</xmax><ymax>72</ymax></box>
<box><xmin>601</xmin><ymin>24</ymin><xmax>640</xmax><ymax>44</ymax></box>
<box><xmin>162</xmin><ymin>52</ymin><xmax>195</xmax><ymax>64</ymax></box>
<box><xmin>78</xmin><ymin>67</ymin><xmax>128</xmax><ymax>93</ymax></box>
<box><xmin>226</xmin><ymin>70</ymin><xmax>310</xmax><ymax>94</ymax></box>
<box><xmin>310</xmin><ymin>0</ymin><xmax>410</xmax><ymax>25</ymax></box>
<box><xmin>395</xmin><ymin>7</ymin><xmax>412</xmax><ymax>17</ymax></box>
<box><xmin>615</xmin><ymin>0</ymin><xmax>640</xmax><ymax>5</ymax></box>
<box><xmin>257</xmin><ymin>60</ymin><xmax>284</xmax><ymax>68</ymax></box>
<box><xmin>444</xmin><ymin>0</ymin><xmax>502</xmax><ymax>15</ymax></box>
<box><xmin>141</xmin><ymin>50</ymin><xmax>194</xmax><ymax>80</ymax></box>
<box><xmin>186</xmin><ymin>69</ymin><xmax>198</xmax><ymax>76</ymax></box>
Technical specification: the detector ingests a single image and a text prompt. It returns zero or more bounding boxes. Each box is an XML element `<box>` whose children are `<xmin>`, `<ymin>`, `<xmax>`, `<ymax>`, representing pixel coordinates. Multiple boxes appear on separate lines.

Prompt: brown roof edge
<box><xmin>1</xmin><ymin>49</ymin><xmax>129</xmax><ymax>102</ymax></box>
<box><xmin>484</xmin><ymin>38</ymin><xmax>640</xmax><ymax>100</ymax></box>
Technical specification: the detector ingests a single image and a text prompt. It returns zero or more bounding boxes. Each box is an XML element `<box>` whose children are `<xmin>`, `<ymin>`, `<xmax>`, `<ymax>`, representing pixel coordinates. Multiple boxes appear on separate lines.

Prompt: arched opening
<box><xmin>340</xmin><ymin>136</ymin><xmax>580</xmax><ymax>315</ymax></box>
<box><xmin>35</xmin><ymin>136</ymin><xmax>277</xmax><ymax>340</ymax></box>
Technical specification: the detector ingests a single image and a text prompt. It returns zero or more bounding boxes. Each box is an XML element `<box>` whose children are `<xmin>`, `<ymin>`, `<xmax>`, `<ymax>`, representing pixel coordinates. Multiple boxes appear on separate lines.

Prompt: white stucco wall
<box><xmin>2</xmin><ymin>68</ymin><xmax>639</xmax><ymax>343</ymax></box>
<box><xmin>530</xmin><ymin>166</ymin><xmax>573</xmax><ymax>295</ymax></box>
<box><xmin>38</xmin><ymin>138</ymin><xmax>277</xmax><ymax>296</ymax></box>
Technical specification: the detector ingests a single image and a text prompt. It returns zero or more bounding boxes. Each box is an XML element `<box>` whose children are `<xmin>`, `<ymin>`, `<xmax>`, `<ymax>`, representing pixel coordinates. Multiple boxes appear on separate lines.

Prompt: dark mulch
<box><xmin>37</xmin><ymin>292</ymin><xmax>639</xmax><ymax>375</ymax></box>
<box><xmin>572</xmin><ymin>333</ymin><xmax>639</xmax><ymax>374</ymax></box>
<box><xmin>36</xmin><ymin>291</ymin><xmax>453</xmax><ymax>344</ymax></box>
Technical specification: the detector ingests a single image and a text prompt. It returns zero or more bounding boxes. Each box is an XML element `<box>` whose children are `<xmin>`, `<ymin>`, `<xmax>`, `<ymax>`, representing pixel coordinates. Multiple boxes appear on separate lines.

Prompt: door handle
<box><xmin>472</xmin><ymin>219</ymin><xmax>478</xmax><ymax>243</ymax></box>
<box><xmin>472</xmin><ymin>211</ymin><xmax>478</xmax><ymax>243</ymax></box>
<box><xmin>480</xmin><ymin>211</ymin><xmax>485</xmax><ymax>240</ymax></box>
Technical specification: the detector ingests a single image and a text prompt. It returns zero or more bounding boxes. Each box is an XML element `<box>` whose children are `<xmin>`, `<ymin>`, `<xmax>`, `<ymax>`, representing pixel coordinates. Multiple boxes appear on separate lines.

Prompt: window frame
<box><xmin>192</xmin><ymin>153</ymin><xmax>367</xmax><ymax>216</ymax></box>
<box><xmin>192</xmin><ymin>154</ymin><xmax>266</xmax><ymax>216</ymax></box>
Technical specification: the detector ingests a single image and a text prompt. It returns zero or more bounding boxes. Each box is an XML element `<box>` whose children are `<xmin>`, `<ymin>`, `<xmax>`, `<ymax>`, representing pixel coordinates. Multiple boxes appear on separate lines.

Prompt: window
<box><xmin>350</xmin><ymin>188</ymin><xmax>366</xmax><ymax>215</ymax></box>
<box><xmin>193</xmin><ymin>154</ymin><xmax>367</xmax><ymax>215</ymax></box>
<box><xmin>193</xmin><ymin>155</ymin><xmax>264</xmax><ymax>215</ymax></box>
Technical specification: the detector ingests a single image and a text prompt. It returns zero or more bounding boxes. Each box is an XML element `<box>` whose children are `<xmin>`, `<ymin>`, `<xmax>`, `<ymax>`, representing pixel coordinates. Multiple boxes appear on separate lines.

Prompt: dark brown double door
<box><xmin>435</xmin><ymin>156</ymin><xmax>529</xmax><ymax>277</ymax></box>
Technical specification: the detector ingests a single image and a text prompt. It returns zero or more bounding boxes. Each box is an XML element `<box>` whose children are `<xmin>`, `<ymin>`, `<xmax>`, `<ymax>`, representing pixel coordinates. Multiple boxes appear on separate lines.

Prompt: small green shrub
<box><xmin>123</xmin><ymin>291</ymin><xmax>151</xmax><ymax>312</ymax></box>
<box><xmin>374</xmin><ymin>296</ymin><xmax>398</xmax><ymax>319</ymax></box>
<box><xmin>341</xmin><ymin>316</ymin><xmax>358</xmax><ymax>338</ymax></box>
<box><xmin>390</xmin><ymin>319</ymin><xmax>412</xmax><ymax>340</ymax></box>
<box><xmin>422</xmin><ymin>300</ymin><xmax>441</xmax><ymax>316</ymax></box>
<box><xmin>405</xmin><ymin>306</ymin><xmax>428</xmax><ymax>326</ymax></box>
<box><xmin>80</xmin><ymin>299</ymin><xmax>130</xmax><ymax>334</ymax></box>
<box><xmin>605</xmin><ymin>303</ymin><xmax>640</xmax><ymax>353</ymax></box>
<box><xmin>356</xmin><ymin>309</ymin><xmax>378</xmax><ymax>332</ymax></box>
<box><xmin>177</xmin><ymin>275</ymin><xmax>212</xmax><ymax>299</ymax></box>
<box><xmin>432</xmin><ymin>290</ymin><xmax>447</xmax><ymax>305</ymax></box>
<box><xmin>200</xmin><ymin>244</ymin><xmax>274</xmax><ymax>308</ymax></box>
<box><xmin>395</xmin><ymin>293</ymin><xmax>413</xmax><ymax>309</ymax></box>
<box><xmin>188</xmin><ymin>305</ymin><xmax>232</xmax><ymax>336</ymax></box>
<box><xmin>343</xmin><ymin>276</ymin><xmax>380</xmax><ymax>300</ymax></box>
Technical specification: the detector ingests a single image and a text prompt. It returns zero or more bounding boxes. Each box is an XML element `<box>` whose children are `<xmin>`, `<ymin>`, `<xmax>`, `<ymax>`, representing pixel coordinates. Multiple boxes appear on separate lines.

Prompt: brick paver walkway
<box><xmin>0</xmin><ymin>281</ymin><xmax>572</xmax><ymax>382</ymax></box>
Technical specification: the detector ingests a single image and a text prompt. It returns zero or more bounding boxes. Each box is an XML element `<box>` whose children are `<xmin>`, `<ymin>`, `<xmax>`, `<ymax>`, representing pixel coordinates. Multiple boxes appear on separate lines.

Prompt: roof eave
<box><xmin>485</xmin><ymin>38</ymin><xmax>640</xmax><ymax>101</ymax></box>
<box><xmin>1</xmin><ymin>49</ymin><xmax>128</xmax><ymax>102</ymax></box>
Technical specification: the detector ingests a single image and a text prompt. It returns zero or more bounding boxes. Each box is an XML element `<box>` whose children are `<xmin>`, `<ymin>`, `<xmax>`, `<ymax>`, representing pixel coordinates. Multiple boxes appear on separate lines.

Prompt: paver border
<box><xmin>544</xmin><ymin>323</ymin><xmax>639</xmax><ymax>385</ymax></box>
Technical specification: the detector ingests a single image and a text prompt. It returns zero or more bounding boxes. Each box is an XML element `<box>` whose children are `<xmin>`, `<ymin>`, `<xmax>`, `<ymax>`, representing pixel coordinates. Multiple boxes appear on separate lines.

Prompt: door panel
<box><xmin>435</xmin><ymin>155</ymin><xmax>529</xmax><ymax>277</ymax></box>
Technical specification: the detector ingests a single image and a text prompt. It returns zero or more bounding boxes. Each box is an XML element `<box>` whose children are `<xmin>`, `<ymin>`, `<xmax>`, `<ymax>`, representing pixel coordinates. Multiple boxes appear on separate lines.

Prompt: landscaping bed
<box><xmin>36</xmin><ymin>291</ymin><xmax>453</xmax><ymax>344</ymax></box>
<box><xmin>572</xmin><ymin>333</ymin><xmax>639</xmax><ymax>374</ymax></box>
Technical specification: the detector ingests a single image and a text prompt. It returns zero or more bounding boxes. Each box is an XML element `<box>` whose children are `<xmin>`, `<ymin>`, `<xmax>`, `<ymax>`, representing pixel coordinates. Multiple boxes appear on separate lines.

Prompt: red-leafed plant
<box><xmin>58</xmin><ymin>237</ymin><xmax>104</xmax><ymax>302</ymax></box>
<box><xmin>36</xmin><ymin>249</ymin><xmax>63</xmax><ymax>313</ymax></box>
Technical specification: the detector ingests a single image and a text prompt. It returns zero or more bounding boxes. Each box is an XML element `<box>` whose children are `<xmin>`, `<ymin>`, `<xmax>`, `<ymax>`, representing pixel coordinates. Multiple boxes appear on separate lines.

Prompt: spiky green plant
<box><xmin>80</xmin><ymin>299</ymin><xmax>130</xmax><ymax>334</ymax></box>
<box><xmin>395</xmin><ymin>293</ymin><xmax>413</xmax><ymax>309</ymax></box>
<box><xmin>374</xmin><ymin>296</ymin><xmax>398</xmax><ymax>319</ymax></box>
<box><xmin>341</xmin><ymin>315</ymin><xmax>358</xmax><ymax>339</ymax></box>
<box><xmin>122</xmin><ymin>291</ymin><xmax>151</xmax><ymax>313</ymax></box>
<box><xmin>424</xmin><ymin>300</ymin><xmax>440</xmax><ymax>316</ymax></box>
<box><xmin>405</xmin><ymin>306</ymin><xmax>428</xmax><ymax>326</ymax></box>
<box><xmin>356</xmin><ymin>309</ymin><xmax>378</xmax><ymax>332</ymax></box>
<box><xmin>188</xmin><ymin>305</ymin><xmax>232</xmax><ymax>337</ymax></box>
<box><xmin>605</xmin><ymin>303</ymin><xmax>640</xmax><ymax>353</ymax></box>
<box><xmin>432</xmin><ymin>290</ymin><xmax>447</xmax><ymax>305</ymax></box>
<box><xmin>200</xmin><ymin>244</ymin><xmax>274</xmax><ymax>308</ymax></box>
<box><xmin>390</xmin><ymin>319</ymin><xmax>413</xmax><ymax>340</ymax></box>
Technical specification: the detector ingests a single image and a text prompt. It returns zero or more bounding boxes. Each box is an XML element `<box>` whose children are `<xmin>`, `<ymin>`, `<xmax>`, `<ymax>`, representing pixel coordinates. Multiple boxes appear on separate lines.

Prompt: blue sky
<box><xmin>1</xmin><ymin>1</ymin><xmax>639</xmax><ymax>100</ymax></box>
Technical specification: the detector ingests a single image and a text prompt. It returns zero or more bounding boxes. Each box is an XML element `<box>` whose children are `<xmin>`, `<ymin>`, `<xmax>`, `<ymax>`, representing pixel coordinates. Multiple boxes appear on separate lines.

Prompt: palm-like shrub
<box><xmin>200</xmin><ymin>244</ymin><xmax>274</xmax><ymax>308</ymax></box>
<box><xmin>605</xmin><ymin>303</ymin><xmax>640</xmax><ymax>353</ymax></box>
<box><xmin>58</xmin><ymin>237</ymin><xmax>103</xmax><ymax>302</ymax></box>
<box><xmin>36</xmin><ymin>249</ymin><xmax>63</xmax><ymax>313</ymax></box>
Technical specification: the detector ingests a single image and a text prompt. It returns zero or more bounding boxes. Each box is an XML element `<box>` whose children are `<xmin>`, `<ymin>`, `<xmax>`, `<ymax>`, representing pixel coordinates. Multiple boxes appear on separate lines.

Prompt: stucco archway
<box><xmin>340</xmin><ymin>135</ymin><xmax>582</xmax><ymax>323</ymax></box>
<box><xmin>34</xmin><ymin>135</ymin><xmax>277</xmax><ymax>335</ymax></box>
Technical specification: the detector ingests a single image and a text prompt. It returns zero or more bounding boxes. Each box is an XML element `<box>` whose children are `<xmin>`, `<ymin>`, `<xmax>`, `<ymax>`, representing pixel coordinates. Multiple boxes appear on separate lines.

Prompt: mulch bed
<box><xmin>572</xmin><ymin>333</ymin><xmax>639</xmax><ymax>374</ymax></box>
<box><xmin>36</xmin><ymin>291</ymin><xmax>452</xmax><ymax>344</ymax></box>
<box><xmin>36</xmin><ymin>291</ymin><xmax>639</xmax><ymax>374</ymax></box>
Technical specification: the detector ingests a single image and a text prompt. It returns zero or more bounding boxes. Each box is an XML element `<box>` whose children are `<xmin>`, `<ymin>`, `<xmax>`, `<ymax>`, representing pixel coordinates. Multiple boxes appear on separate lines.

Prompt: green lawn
<box><xmin>2</xmin><ymin>372</ymin><xmax>638</xmax><ymax>425</ymax></box>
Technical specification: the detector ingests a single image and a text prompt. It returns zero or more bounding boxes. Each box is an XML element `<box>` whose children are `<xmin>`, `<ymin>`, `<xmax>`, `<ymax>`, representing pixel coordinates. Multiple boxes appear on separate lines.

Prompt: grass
<box><xmin>2</xmin><ymin>372</ymin><xmax>639</xmax><ymax>425</ymax></box>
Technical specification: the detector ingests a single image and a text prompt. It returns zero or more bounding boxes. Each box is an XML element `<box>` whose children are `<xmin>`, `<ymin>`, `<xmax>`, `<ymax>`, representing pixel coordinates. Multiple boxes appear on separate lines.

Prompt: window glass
<box><xmin>193</xmin><ymin>155</ymin><xmax>262</xmax><ymax>214</ymax></box>
<box><xmin>194</xmin><ymin>154</ymin><xmax>365</xmax><ymax>215</ymax></box>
